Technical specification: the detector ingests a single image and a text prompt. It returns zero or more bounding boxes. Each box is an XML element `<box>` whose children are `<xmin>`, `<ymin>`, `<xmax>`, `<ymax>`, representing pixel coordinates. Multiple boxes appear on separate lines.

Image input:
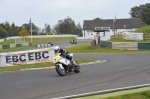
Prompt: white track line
<box><xmin>51</xmin><ymin>83</ymin><xmax>150</xmax><ymax>99</ymax></box>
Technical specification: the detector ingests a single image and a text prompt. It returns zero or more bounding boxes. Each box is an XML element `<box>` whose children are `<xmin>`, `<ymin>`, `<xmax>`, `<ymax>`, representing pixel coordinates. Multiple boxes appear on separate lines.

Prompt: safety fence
<box><xmin>0</xmin><ymin>47</ymin><xmax>54</xmax><ymax>67</ymax></box>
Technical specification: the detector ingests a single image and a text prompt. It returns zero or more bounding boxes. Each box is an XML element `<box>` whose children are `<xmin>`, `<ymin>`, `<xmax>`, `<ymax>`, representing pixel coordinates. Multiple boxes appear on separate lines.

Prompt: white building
<box><xmin>82</xmin><ymin>18</ymin><xmax>146</xmax><ymax>41</ymax></box>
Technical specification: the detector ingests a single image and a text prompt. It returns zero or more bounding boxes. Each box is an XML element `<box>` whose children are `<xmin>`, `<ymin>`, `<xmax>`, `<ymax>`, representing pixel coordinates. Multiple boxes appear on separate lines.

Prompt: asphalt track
<box><xmin>0</xmin><ymin>41</ymin><xmax>150</xmax><ymax>99</ymax></box>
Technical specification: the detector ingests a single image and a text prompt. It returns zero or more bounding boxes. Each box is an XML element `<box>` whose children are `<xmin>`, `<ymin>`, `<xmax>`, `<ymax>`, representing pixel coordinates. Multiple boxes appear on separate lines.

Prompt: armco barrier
<box><xmin>16</xmin><ymin>44</ymin><xmax>21</xmax><ymax>47</ymax></box>
<box><xmin>10</xmin><ymin>44</ymin><xmax>16</xmax><ymax>48</ymax></box>
<box><xmin>138</xmin><ymin>42</ymin><xmax>150</xmax><ymax>50</ymax></box>
<box><xmin>2</xmin><ymin>44</ymin><xmax>10</xmax><ymax>49</ymax></box>
<box><xmin>0</xmin><ymin>47</ymin><xmax>55</xmax><ymax>67</ymax></box>
<box><xmin>101</xmin><ymin>41</ymin><xmax>150</xmax><ymax>50</ymax></box>
<box><xmin>0</xmin><ymin>43</ymin><xmax>32</xmax><ymax>49</ymax></box>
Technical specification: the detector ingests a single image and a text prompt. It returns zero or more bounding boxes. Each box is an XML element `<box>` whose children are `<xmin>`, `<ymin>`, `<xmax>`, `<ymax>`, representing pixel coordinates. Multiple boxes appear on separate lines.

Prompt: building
<box><xmin>82</xmin><ymin>18</ymin><xmax>146</xmax><ymax>40</ymax></box>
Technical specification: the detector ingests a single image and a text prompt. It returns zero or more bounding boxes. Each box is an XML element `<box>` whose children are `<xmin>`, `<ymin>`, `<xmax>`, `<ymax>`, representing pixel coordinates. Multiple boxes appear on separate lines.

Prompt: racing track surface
<box><xmin>0</xmin><ymin>41</ymin><xmax>150</xmax><ymax>99</ymax></box>
<box><xmin>5</xmin><ymin>40</ymin><xmax>91</xmax><ymax>52</ymax></box>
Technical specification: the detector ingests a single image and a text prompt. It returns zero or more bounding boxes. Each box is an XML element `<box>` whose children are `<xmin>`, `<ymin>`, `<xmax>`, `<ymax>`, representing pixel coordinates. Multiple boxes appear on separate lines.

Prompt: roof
<box><xmin>83</xmin><ymin>18</ymin><xmax>147</xmax><ymax>30</ymax></box>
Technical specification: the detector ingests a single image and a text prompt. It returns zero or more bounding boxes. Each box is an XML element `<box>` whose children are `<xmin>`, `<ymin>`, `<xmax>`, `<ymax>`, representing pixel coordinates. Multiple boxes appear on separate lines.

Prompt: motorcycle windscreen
<box><xmin>52</xmin><ymin>55</ymin><xmax>61</xmax><ymax>63</ymax></box>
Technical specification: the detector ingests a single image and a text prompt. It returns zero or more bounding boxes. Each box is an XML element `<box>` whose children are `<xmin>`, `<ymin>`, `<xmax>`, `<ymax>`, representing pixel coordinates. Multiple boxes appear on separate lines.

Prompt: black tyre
<box><xmin>55</xmin><ymin>64</ymin><xmax>66</xmax><ymax>76</ymax></box>
<box><xmin>74</xmin><ymin>61</ymin><xmax>80</xmax><ymax>73</ymax></box>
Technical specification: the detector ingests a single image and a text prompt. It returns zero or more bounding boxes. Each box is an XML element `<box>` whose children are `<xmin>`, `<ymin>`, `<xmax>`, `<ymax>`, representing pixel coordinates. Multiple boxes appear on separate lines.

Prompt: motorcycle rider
<box><xmin>54</xmin><ymin>46</ymin><xmax>75</xmax><ymax>69</ymax></box>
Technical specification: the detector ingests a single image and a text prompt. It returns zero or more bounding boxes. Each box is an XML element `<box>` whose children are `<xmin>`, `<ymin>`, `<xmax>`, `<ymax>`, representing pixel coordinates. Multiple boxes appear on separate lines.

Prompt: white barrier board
<box><xmin>123</xmin><ymin>32</ymin><xmax>143</xmax><ymax>40</ymax></box>
<box><xmin>0</xmin><ymin>48</ymin><xmax>55</xmax><ymax>67</ymax></box>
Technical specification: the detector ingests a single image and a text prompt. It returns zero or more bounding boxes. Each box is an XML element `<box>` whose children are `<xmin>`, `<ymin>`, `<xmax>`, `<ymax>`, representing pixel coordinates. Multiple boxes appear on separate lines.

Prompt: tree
<box><xmin>54</xmin><ymin>16</ymin><xmax>77</xmax><ymax>34</ymax></box>
<box><xmin>129</xmin><ymin>3</ymin><xmax>150</xmax><ymax>25</ymax></box>
<box><xmin>0</xmin><ymin>25</ymin><xmax>7</xmax><ymax>38</ymax></box>
<box><xmin>44</xmin><ymin>23</ymin><xmax>51</xmax><ymax>35</ymax></box>
<box><xmin>76</xmin><ymin>23</ymin><xmax>83</xmax><ymax>36</ymax></box>
<box><xmin>18</xmin><ymin>27</ymin><xmax>30</xmax><ymax>37</ymax></box>
<box><xmin>93</xmin><ymin>17</ymin><xmax>102</xmax><ymax>20</ymax></box>
<box><xmin>22</xmin><ymin>23</ymin><xmax>39</xmax><ymax>35</ymax></box>
<box><xmin>12</xmin><ymin>22</ymin><xmax>15</xmax><ymax>28</ymax></box>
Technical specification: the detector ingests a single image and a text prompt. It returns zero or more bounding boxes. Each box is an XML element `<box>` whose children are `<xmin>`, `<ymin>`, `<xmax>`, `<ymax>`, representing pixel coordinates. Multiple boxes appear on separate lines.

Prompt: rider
<box><xmin>54</xmin><ymin>46</ymin><xmax>75</xmax><ymax>66</ymax></box>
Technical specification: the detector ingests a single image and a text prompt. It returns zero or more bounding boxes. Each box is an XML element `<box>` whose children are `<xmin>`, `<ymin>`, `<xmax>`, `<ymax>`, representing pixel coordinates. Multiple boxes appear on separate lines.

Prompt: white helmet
<box><xmin>54</xmin><ymin>46</ymin><xmax>60</xmax><ymax>54</ymax></box>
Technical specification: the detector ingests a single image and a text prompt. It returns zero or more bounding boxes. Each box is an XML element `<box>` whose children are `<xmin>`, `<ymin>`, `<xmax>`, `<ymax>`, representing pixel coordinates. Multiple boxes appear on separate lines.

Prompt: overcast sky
<box><xmin>0</xmin><ymin>0</ymin><xmax>149</xmax><ymax>29</ymax></box>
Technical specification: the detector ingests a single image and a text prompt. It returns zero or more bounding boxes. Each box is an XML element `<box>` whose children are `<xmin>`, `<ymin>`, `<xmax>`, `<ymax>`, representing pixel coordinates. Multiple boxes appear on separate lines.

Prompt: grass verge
<box><xmin>0</xmin><ymin>60</ymin><xmax>97</xmax><ymax>72</ymax></box>
<box><xmin>134</xmin><ymin>25</ymin><xmax>150</xmax><ymax>33</ymax></box>
<box><xmin>0</xmin><ymin>46</ymin><xmax>37</xmax><ymax>53</ymax></box>
<box><xmin>65</xmin><ymin>43</ymin><xmax>150</xmax><ymax>53</ymax></box>
<box><xmin>0</xmin><ymin>37</ymin><xmax>76</xmax><ymax>45</ymax></box>
<box><xmin>74</xmin><ymin>87</ymin><xmax>150</xmax><ymax>99</ymax></box>
<box><xmin>109</xmin><ymin>35</ymin><xmax>150</xmax><ymax>42</ymax></box>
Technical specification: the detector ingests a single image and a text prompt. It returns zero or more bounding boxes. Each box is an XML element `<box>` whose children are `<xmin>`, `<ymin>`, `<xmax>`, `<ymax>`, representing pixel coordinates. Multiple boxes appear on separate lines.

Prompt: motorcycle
<box><xmin>52</xmin><ymin>53</ymin><xmax>80</xmax><ymax>76</ymax></box>
<box><xmin>48</xmin><ymin>42</ymin><xmax>53</xmax><ymax>45</ymax></box>
<box><xmin>70</xmin><ymin>40</ymin><xmax>77</xmax><ymax>44</ymax></box>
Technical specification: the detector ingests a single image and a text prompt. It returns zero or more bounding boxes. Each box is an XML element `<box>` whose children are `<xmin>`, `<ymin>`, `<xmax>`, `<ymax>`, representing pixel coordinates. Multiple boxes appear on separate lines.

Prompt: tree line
<box><xmin>0</xmin><ymin>16</ymin><xmax>83</xmax><ymax>38</ymax></box>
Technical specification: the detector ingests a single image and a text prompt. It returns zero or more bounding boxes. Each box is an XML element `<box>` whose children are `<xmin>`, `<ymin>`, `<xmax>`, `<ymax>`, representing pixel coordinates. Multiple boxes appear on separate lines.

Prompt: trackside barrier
<box><xmin>0</xmin><ymin>43</ymin><xmax>32</xmax><ymax>49</ymax></box>
<box><xmin>0</xmin><ymin>47</ymin><xmax>55</xmax><ymax>67</ymax></box>
<box><xmin>101</xmin><ymin>41</ymin><xmax>112</xmax><ymax>48</ymax></box>
<box><xmin>112</xmin><ymin>42</ymin><xmax>138</xmax><ymax>50</ymax></box>
<box><xmin>138</xmin><ymin>42</ymin><xmax>150</xmax><ymax>50</ymax></box>
<box><xmin>101</xmin><ymin>41</ymin><xmax>150</xmax><ymax>50</ymax></box>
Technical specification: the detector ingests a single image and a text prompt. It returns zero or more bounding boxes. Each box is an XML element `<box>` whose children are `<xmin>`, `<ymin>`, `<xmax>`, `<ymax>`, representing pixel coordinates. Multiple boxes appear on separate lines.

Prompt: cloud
<box><xmin>0</xmin><ymin>0</ymin><xmax>149</xmax><ymax>29</ymax></box>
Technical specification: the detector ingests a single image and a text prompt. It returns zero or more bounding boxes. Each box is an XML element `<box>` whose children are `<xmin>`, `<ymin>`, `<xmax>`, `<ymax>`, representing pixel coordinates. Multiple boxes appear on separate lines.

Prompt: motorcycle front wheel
<box><xmin>55</xmin><ymin>64</ymin><xmax>66</xmax><ymax>76</ymax></box>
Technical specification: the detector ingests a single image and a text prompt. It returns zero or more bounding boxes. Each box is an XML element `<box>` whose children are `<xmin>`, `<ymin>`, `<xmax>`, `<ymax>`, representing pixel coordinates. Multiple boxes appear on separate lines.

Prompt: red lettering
<box><xmin>35</xmin><ymin>58</ymin><xmax>50</xmax><ymax>63</ymax></box>
<box><xmin>13</xmin><ymin>62</ymin><xmax>27</xmax><ymax>65</ymax></box>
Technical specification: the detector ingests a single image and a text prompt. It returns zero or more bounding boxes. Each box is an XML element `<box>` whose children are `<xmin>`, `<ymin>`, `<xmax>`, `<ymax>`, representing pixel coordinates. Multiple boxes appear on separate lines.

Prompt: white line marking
<box><xmin>51</xmin><ymin>83</ymin><xmax>150</xmax><ymax>99</ymax></box>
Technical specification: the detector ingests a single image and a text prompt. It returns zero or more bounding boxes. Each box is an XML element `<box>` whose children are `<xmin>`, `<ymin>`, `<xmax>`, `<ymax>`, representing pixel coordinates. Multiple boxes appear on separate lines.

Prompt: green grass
<box><xmin>74</xmin><ymin>87</ymin><xmax>150</xmax><ymax>99</ymax></box>
<box><xmin>0</xmin><ymin>37</ymin><xmax>76</xmax><ymax>45</ymax></box>
<box><xmin>100</xmin><ymin>90</ymin><xmax>150</xmax><ymax>99</ymax></box>
<box><xmin>0</xmin><ymin>46</ymin><xmax>37</xmax><ymax>53</ymax></box>
<box><xmin>134</xmin><ymin>25</ymin><xmax>150</xmax><ymax>33</ymax></box>
<box><xmin>65</xmin><ymin>43</ymin><xmax>150</xmax><ymax>53</ymax></box>
<box><xmin>0</xmin><ymin>60</ymin><xmax>97</xmax><ymax>72</ymax></box>
<box><xmin>76</xmin><ymin>91</ymin><xmax>150</xmax><ymax>99</ymax></box>
<box><xmin>107</xmin><ymin>26</ymin><xmax>150</xmax><ymax>42</ymax></box>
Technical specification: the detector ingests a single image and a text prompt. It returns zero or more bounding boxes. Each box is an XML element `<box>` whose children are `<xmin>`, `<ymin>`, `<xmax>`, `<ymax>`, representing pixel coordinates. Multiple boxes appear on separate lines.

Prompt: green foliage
<box><xmin>54</xmin><ymin>16</ymin><xmax>82</xmax><ymax>35</ymax></box>
<box><xmin>93</xmin><ymin>17</ymin><xmax>102</xmax><ymax>20</ymax></box>
<box><xmin>134</xmin><ymin>25</ymin><xmax>150</xmax><ymax>33</ymax></box>
<box><xmin>18</xmin><ymin>27</ymin><xmax>30</xmax><ymax>37</ymax></box>
<box><xmin>0</xmin><ymin>25</ymin><xmax>7</xmax><ymax>38</ymax></box>
<box><xmin>45</xmin><ymin>23</ymin><xmax>51</xmax><ymax>33</ymax></box>
<box><xmin>11</xmin><ymin>22</ymin><xmax>15</xmax><ymax>28</ymax></box>
<box><xmin>0</xmin><ymin>22</ymin><xmax>21</xmax><ymax>37</ymax></box>
<box><xmin>22</xmin><ymin>22</ymin><xmax>39</xmax><ymax>35</ymax></box>
<box><xmin>129</xmin><ymin>3</ymin><xmax>150</xmax><ymax>25</ymax></box>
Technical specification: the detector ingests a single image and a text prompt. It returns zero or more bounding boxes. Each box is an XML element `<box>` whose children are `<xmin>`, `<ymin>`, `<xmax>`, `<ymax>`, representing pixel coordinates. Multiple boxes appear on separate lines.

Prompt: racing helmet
<box><xmin>54</xmin><ymin>46</ymin><xmax>60</xmax><ymax>54</ymax></box>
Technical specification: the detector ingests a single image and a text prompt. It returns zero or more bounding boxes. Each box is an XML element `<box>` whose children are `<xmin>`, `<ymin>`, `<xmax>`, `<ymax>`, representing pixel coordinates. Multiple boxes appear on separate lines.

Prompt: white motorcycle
<box><xmin>52</xmin><ymin>53</ymin><xmax>80</xmax><ymax>76</ymax></box>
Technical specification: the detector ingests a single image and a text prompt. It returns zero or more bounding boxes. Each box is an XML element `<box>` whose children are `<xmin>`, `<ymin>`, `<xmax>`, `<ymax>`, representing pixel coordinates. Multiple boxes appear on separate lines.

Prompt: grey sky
<box><xmin>0</xmin><ymin>0</ymin><xmax>149</xmax><ymax>29</ymax></box>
